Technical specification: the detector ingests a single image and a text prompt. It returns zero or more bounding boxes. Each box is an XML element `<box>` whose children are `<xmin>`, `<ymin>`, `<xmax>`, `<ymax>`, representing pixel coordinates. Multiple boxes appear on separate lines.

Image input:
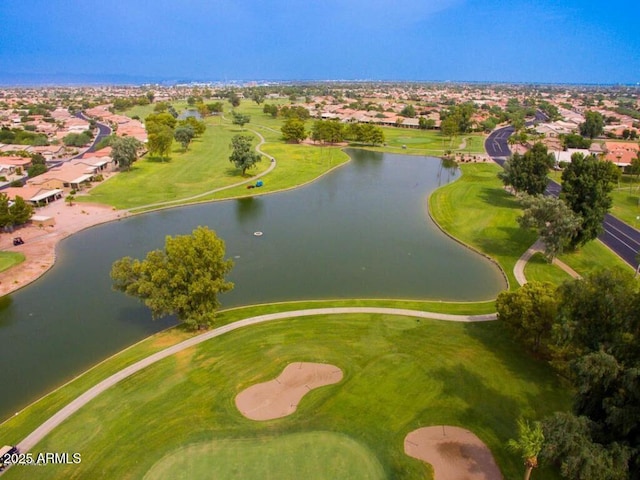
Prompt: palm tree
<box><xmin>507</xmin><ymin>418</ymin><xmax>545</xmax><ymax>480</ymax></box>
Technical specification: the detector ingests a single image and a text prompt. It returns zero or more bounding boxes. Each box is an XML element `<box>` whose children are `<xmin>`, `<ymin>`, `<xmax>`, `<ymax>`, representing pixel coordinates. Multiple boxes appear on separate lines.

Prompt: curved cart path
<box><xmin>513</xmin><ymin>239</ymin><xmax>580</xmax><ymax>286</ymax></box>
<box><xmin>128</xmin><ymin>127</ymin><xmax>275</xmax><ymax>212</ymax></box>
<box><xmin>14</xmin><ymin>307</ymin><xmax>496</xmax><ymax>455</ymax></box>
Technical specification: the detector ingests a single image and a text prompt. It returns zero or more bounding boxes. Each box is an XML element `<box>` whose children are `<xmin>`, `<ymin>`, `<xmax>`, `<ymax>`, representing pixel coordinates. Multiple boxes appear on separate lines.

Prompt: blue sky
<box><xmin>1</xmin><ymin>0</ymin><xmax>638</xmax><ymax>84</ymax></box>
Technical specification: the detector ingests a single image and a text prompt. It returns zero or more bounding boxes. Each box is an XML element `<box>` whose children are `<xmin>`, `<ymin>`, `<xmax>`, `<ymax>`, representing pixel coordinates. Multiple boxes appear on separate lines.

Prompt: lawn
<box><xmin>363</xmin><ymin>127</ymin><xmax>486</xmax><ymax>156</ymax></box>
<box><xmin>429</xmin><ymin>163</ymin><xmax>631</xmax><ymax>287</ymax></box>
<box><xmin>79</xmin><ymin>121</ymin><xmax>271</xmax><ymax>209</ymax></box>
<box><xmin>2</xmin><ymin>313</ymin><xmax>570</xmax><ymax>480</ymax></box>
<box><xmin>523</xmin><ymin>253</ymin><xmax>574</xmax><ymax>286</ymax></box>
<box><xmin>0</xmin><ymin>251</ymin><xmax>25</xmax><ymax>272</ymax></box>
<box><xmin>429</xmin><ymin>163</ymin><xmax>536</xmax><ymax>288</ymax></box>
<box><xmin>144</xmin><ymin>432</ymin><xmax>385</xmax><ymax>480</ymax></box>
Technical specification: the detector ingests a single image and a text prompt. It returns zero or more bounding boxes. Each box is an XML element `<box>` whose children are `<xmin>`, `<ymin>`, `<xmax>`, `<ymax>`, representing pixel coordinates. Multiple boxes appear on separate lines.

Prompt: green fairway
<box><xmin>429</xmin><ymin>163</ymin><xmax>633</xmax><ymax>287</ymax></box>
<box><xmin>2</xmin><ymin>314</ymin><xmax>570</xmax><ymax>480</ymax></box>
<box><xmin>364</xmin><ymin>127</ymin><xmax>486</xmax><ymax>156</ymax></box>
<box><xmin>144</xmin><ymin>432</ymin><xmax>385</xmax><ymax>480</ymax></box>
<box><xmin>0</xmin><ymin>251</ymin><xmax>25</xmax><ymax>272</ymax></box>
<box><xmin>80</xmin><ymin>121</ymin><xmax>271</xmax><ymax>209</ymax></box>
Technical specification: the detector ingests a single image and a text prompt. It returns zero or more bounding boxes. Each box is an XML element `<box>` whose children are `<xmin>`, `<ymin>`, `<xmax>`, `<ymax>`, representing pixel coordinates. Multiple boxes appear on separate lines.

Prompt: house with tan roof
<box><xmin>27</xmin><ymin>162</ymin><xmax>98</xmax><ymax>191</ymax></box>
<box><xmin>604</xmin><ymin>141</ymin><xmax>639</xmax><ymax>167</ymax></box>
<box><xmin>4</xmin><ymin>185</ymin><xmax>63</xmax><ymax>206</ymax></box>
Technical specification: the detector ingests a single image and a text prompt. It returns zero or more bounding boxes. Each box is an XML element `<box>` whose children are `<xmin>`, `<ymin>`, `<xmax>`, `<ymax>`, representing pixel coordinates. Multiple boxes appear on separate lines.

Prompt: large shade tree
<box><xmin>229</xmin><ymin>135</ymin><xmax>261</xmax><ymax>175</ymax></box>
<box><xmin>110</xmin><ymin>226</ymin><xmax>234</xmax><ymax>330</ymax></box>
<box><xmin>517</xmin><ymin>194</ymin><xmax>582</xmax><ymax>260</ymax></box>
<box><xmin>560</xmin><ymin>153</ymin><xmax>619</xmax><ymax>248</ymax></box>
<box><xmin>111</xmin><ymin>136</ymin><xmax>141</xmax><ymax>170</ymax></box>
<box><xmin>499</xmin><ymin>142</ymin><xmax>555</xmax><ymax>195</ymax></box>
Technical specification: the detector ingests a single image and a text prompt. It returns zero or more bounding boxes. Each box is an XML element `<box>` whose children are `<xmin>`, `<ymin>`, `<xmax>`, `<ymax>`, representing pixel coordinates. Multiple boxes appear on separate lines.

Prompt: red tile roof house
<box><xmin>603</xmin><ymin>141</ymin><xmax>640</xmax><ymax>167</ymax></box>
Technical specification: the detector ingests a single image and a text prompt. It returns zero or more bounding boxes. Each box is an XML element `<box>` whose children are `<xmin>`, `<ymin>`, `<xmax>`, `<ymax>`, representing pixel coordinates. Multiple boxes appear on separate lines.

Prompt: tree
<box><xmin>147</xmin><ymin>125</ymin><xmax>174</xmax><ymax>160</ymax></box>
<box><xmin>541</xmin><ymin>413</ymin><xmax>630</xmax><ymax>480</ymax></box>
<box><xmin>399</xmin><ymin>104</ymin><xmax>416</xmax><ymax>118</ymax></box>
<box><xmin>174</xmin><ymin>125</ymin><xmax>195</xmax><ymax>151</ymax></box>
<box><xmin>251</xmin><ymin>92</ymin><xmax>265</xmax><ymax>105</ymax></box>
<box><xmin>561</xmin><ymin>153</ymin><xmax>619</xmax><ymax>248</ymax></box>
<box><xmin>281</xmin><ymin>117</ymin><xmax>306</xmax><ymax>143</ymax></box>
<box><xmin>440</xmin><ymin>114</ymin><xmax>460</xmax><ymax>146</ymax></box>
<box><xmin>554</xmin><ymin>268</ymin><xmax>639</xmax><ymax>363</ymax></box>
<box><xmin>145</xmin><ymin>112</ymin><xmax>177</xmax><ymax>134</ymax></box>
<box><xmin>263</xmin><ymin>104</ymin><xmax>278</xmax><ymax>117</ymax></box>
<box><xmin>346</xmin><ymin>123</ymin><xmax>384</xmax><ymax>145</ymax></box>
<box><xmin>231</xmin><ymin>111</ymin><xmax>251</xmax><ymax>129</ymax></box>
<box><xmin>229</xmin><ymin>135</ymin><xmax>261</xmax><ymax>175</ymax></box>
<box><xmin>8</xmin><ymin>195</ymin><xmax>34</xmax><ymax>225</ymax></box>
<box><xmin>518</xmin><ymin>194</ymin><xmax>582</xmax><ymax>260</ymax></box>
<box><xmin>499</xmin><ymin>142</ymin><xmax>555</xmax><ymax>195</ymax></box>
<box><xmin>111</xmin><ymin>226</ymin><xmax>234</xmax><ymax>330</ymax></box>
<box><xmin>562</xmin><ymin>133</ymin><xmax>592</xmax><ymax>149</ymax></box>
<box><xmin>508</xmin><ymin>418</ymin><xmax>545</xmax><ymax>480</ymax></box>
<box><xmin>228</xmin><ymin>92</ymin><xmax>241</xmax><ymax>108</ymax></box>
<box><xmin>579</xmin><ymin>111</ymin><xmax>604</xmax><ymax>139</ymax></box>
<box><xmin>548</xmin><ymin>269</ymin><xmax>640</xmax><ymax>478</ymax></box>
<box><xmin>27</xmin><ymin>153</ymin><xmax>47</xmax><ymax>178</ymax></box>
<box><xmin>419</xmin><ymin>116</ymin><xmax>436</xmax><ymax>130</ymax></box>
<box><xmin>179</xmin><ymin>116</ymin><xmax>206</xmax><ymax>136</ymax></box>
<box><xmin>62</xmin><ymin>131</ymin><xmax>92</xmax><ymax>147</ymax></box>
<box><xmin>111</xmin><ymin>136</ymin><xmax>141</xmax><ymax>171</ymax></box>
<box><xmin>207</xmin><ymin>102</ymin><xmax>224</xmax><ymax>114</ymax></box>
<box><xmin>311</xmin><ymin>120</ymin><xmax>344</xmax><ymax>143</ymax></box>
<box><xmin>496</xmin><ymin>281</ymin><xmax>557</xmax><ymax>356</ymax></box>
<box><xmin>0</xmin><ymin>193</ymin><xmax>12</xmax><ymax>228</ymax></box>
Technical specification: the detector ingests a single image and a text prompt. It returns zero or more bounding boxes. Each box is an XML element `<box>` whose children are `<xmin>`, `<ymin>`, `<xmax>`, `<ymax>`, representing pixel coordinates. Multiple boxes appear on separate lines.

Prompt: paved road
<box><xmin>71</xmin><ymin>112</ymin><xmax>112</xmax><ymax>160</ymax></box>
<box><xmin>484</xmin><ymin>116</ymin><xmax>640</xmax><ymax>269</ymax></box>
<box><xmin>9</xmin><ymin>307</ymin><xmax>495</xmax><ymax>462</ymax></box>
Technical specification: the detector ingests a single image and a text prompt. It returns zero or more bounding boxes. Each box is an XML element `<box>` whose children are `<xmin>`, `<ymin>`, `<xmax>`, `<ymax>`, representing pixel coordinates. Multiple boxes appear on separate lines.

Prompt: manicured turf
<box><xmin>429</xmin><ymin>163</ymin><xmax>536</xmax><ymax>288</ymax></box>
<box><xmin>144</xmin><ymin>432</ymin><xmax>386</xmax><ymax>480</ymax></box>
<box><xmin>610</xmin><ymin>179</ymin><xmax>640</xmax><ymax>227</ymax></box>
<box><xmin>523</xmin><ymin>253</ymin><xmax>574</xmax><ymax>286</ymax></box>
<box><xmin>429</xmin><ymin>163</ymin><xmax>633</xmax><ymax>287</ymax></box>
<box><xmin>2</xmin><ymin>314</ymin><xmax>570</xmax><ymax>480</ymax></box>
<box><xmin>0</xmin><ymin>251</ymin><xmax>25</xmax><ymax>272</ymax></box>
<box><xmin>365</xmin><ymin>128</ymin><xmax>486</xmax><ymax>156</ymax></box>
<box><xmin>80</xmin><ymin>121</ymin><xmax>271</xmax><ymax>209</ymax></box>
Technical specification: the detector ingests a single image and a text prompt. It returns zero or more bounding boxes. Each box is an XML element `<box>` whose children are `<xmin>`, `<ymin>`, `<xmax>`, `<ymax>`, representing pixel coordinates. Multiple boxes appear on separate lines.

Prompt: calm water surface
<box><xmin>0</xmin><ymin>150</ymin><xmax>505</xmax><ymax>420</ymax></box>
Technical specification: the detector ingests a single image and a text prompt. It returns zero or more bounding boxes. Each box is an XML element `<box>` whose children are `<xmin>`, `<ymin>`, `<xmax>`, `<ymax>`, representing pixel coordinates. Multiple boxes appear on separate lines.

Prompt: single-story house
<box><xmin>4</xmin><ymin>186</ymin><xmax>63</xmax><ymax>206</ymax></box>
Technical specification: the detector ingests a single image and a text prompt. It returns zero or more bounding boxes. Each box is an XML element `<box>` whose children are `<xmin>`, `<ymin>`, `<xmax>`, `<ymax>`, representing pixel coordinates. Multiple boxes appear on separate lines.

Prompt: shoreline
<box><xmin>0</xmin><ymin>150</ymin><xmax>491</xmax><ymax>298</ymax></box>
<box><xmin>0</xmin><ymin>202</ymin><xmax>128</xmax><ymax>297</ymax></box>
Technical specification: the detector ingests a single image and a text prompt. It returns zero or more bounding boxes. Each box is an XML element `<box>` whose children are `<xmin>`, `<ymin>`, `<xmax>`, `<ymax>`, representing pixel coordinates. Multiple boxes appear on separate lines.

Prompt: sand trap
<box><xmin>404</xmin><ymin>426</ymin><xmax>502</xmax><ymax>480</ymax></box>
<box><xmin>236</xmin><ymin>362</ymin><xmax>343</xmax><ymax>421</ymax></box>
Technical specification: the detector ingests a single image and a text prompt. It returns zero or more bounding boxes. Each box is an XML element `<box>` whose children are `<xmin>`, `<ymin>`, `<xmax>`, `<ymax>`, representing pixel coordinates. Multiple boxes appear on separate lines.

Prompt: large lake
<box><xmin>0</xmin><ymin>150</ymin><xmax>505</xmax><ymax>421</ymax></box>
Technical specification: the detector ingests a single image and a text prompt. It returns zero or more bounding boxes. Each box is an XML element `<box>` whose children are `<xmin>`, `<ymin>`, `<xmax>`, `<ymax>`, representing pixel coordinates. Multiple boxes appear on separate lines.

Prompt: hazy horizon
<box><xmin>1</xmin><ymin>0</ymin><xmax>639</xmax><ymax>86</ymax></box>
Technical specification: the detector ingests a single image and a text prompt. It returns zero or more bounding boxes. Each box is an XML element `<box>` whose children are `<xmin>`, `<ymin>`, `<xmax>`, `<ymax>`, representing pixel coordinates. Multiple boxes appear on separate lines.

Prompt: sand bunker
<box><xmin>236</xmin><ymin>362</ymin><xmax>343</xmax><ymax>421</ymax></box>
<box><xmin>404</xmin><ymin>426</ymin><xmax>502</xmax><ymax>480</ymax></box>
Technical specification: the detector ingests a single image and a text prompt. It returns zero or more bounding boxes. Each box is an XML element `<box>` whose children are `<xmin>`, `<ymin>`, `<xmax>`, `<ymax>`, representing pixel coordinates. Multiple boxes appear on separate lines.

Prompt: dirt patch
<box><xmin>404</xmin><ymin>426</ymin><xmax>502</xmax><ymax>480</ymax></box>
<box><xmin>235</xmin><ymin>362</ymin><xmax>343</xmax><ymax>421</ymax></box>
<box><xmin>0</xmin><ymin>202</ymin><xmax>127</xmax><ymax>296</ymax></box>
